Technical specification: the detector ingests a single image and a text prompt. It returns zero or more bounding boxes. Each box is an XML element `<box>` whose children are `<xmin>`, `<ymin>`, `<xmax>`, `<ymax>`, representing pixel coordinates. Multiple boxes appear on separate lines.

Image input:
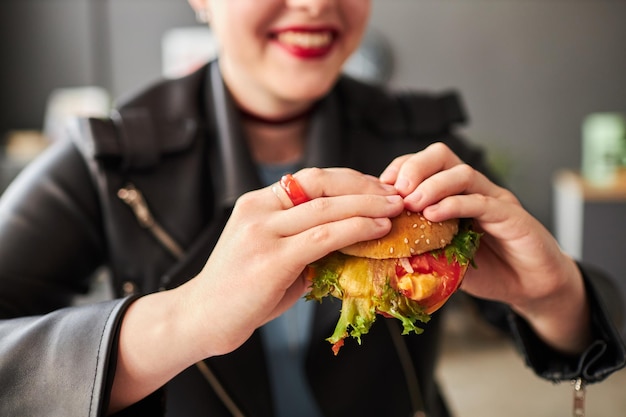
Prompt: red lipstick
<box><xmin>271</xmin><ymin>27</ymin><xmax>338</xmax><ymax>59</ymax></box>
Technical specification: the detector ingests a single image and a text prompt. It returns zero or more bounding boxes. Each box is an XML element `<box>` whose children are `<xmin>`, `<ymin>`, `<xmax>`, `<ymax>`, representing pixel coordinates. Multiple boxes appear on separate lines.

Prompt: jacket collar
<box><xmin>206</xmin><ymin>61</ymin><xmax>345</xmax><ymax>209</ymax></box>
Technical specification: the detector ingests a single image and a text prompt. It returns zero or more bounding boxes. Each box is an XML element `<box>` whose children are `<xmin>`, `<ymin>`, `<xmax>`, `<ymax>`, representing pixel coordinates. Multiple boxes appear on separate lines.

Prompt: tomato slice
<box><xmin>394</xmin><ymin>252</ymin><xmax>463</xmax><ymax>314</ymax></box>
<box><xmin>409</xmin><ymin>255</ymin><xmax>431</xmax><ymax>273</ymax></box>
<box><xmin>427</xmin><ymin>253</ymin><xmax>461</xmax><ymax>282</ymax></box>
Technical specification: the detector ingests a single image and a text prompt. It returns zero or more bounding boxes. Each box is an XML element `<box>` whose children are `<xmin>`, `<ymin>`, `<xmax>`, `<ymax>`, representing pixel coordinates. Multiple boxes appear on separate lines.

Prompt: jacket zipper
<box><xmin>573</xmin><ymin>377</ymin><xmax>586</xmax><ymax>417</ymax></box>
<box><xmin>117</xmin><ymin>182</ymin><xmax>247</xmax><ymax>417</ymax></box>
<box><xmin>117</xmin><ymin>183</ymin><xmax>185</xmax><ymax>260</ymax></box>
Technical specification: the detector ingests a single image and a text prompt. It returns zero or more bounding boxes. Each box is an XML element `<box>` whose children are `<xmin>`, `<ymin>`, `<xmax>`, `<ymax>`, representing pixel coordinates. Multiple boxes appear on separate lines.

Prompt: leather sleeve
<box><xmin>0</xmin><ymin>298</ymin><xmax>134</xmax><ymax>417</ymax></box>
<box><xmin>507</xmin><ymin>263</ymin><xmax>626</xmax><ymax>384</ymax></box>
<box><xmin>0</xmin><ymin>139</ymin><xmax>126</xmax><ymax>415</ymax></box>
<box><xmin>0</xmin><ymin>139</ymin><xmax>106</xmax><ymax>315</ymax></box>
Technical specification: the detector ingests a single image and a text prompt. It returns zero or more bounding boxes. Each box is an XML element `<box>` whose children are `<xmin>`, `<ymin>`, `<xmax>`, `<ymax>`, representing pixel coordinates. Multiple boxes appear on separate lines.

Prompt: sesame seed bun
<box><xmin>339</xmin><ymin>211</ymin><xmax>459</xmax><ymax>259</ymax></box>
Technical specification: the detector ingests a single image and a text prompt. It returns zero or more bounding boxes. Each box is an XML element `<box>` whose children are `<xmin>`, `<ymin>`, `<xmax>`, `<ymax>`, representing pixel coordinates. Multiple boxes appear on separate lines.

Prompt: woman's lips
<box><xmin>271</xmin><ymin>29</ymin><xmax>337</xmax><ymax>58</ymax></box>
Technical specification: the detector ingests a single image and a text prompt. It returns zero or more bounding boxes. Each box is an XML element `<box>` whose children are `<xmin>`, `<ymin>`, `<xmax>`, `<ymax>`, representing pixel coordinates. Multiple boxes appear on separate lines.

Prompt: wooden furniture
<box><xmin>553</xmin><ymin>169</ymin><xmax>626</xmax><ymax>339</ymax></box>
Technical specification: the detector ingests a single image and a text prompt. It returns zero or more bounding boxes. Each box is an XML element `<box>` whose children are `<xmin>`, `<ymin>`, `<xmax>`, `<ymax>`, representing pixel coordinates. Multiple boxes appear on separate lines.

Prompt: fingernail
<box><xmin>381</xmin><ymin>183</ymin><xmax>397</xmax><ymax>192</ymax></box>
<box><xmin>386</xmin><ymin>195</ymin><xmax>403</xmax><ymax>204</ymax></box>
<box><xmin>373</xmin><ymin>217</ymin><xmax>391</xmax><ymax>227</ymax></box>
<box><xmin>426</xmin><ymin>203</ymin><xmax>440</xmax><ymax>212</ymax></box>
<box><xmin>395</xmin><ymin>177</ymin><xmax>410</xmax><ymax>193</ymax></box>
<box><xmin>380</xmin><ymin>167</ymin><xmax>397</xmax><ymax>183</ymax></box>
<box><xmin>405</xmin><ymin>190</ymin><xmax>423</xmax><ymax>206</ymax></box>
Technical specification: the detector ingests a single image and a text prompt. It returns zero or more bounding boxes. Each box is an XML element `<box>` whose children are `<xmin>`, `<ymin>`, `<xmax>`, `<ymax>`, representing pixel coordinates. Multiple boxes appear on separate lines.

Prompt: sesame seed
<box><xmin>420</xmin><ymin>216</ymin><xmax>425</xmax><ymax>221</ymax></box>
<box><xmin>426</xmin><ymin>239</ymin><xmax>430</xmax><ymax>244</ymax></box>
<box><xmin>420</xmin><ymin>224</ymin><xmax>426</xmax><ymax>230</ymax></box>
<box><xmin>410</xmin><ymin>247</ymin><xmax>415</xmax><ymax>254</ymax></box>
<box><xmin>415</xmin><ymin>239</ymin><xmax>420</xmax><ymax>244</ymax></box>
<box><xmin>441</xmin><ymin>238</ymin><xmax>446</xmax><ymax>244</ymax></box>
<box><xmin>427</xmin><ymin>221</ymin><xmax>432</xmax><ymax>226</ymax></box>
<box><xmin>389</xmin><ymin>247</ymin><xmax>394</xmax><ymax>254</ymax></box>
<box><xmin>412</xmin><ymin>223</ymin><xmax>418</xmax><ymax>228</ymax></box>
<box><xmin>406</xmin><ymin>211</ymin><xmax>412</xmax><ymax>216</ymax></box>
<box><xmin>420</xmin><ymin>235</ymin><xmax>425</xmax><ymax>239</ymax></box>
<box><xmin>404</xmin><ymin>238</ymin><xmax>409</xmax><ymax>244</ymax></box>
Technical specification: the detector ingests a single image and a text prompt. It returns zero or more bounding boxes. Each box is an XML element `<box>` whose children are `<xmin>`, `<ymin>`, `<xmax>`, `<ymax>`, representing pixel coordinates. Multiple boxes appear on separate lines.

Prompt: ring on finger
<box><xmin>272</xmin><ymin>173</ymin><xmax>311</xmax><ymax>209</ymax></box>
<box><xmin>272</xmin><ymin>183</ymin><xmax>295</xmax><ymax>209</ymax></box>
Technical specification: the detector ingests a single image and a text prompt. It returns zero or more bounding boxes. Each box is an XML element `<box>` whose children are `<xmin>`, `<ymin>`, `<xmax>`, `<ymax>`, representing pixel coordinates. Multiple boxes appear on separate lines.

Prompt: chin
<box><xmin>274</xmin><ymin>73</ymin><xmax>340</xmax><ymax>103</ymax></box>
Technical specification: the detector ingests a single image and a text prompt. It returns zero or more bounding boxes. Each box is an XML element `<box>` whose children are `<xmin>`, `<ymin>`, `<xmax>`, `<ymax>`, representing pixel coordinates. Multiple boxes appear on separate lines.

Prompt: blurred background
<box><xmin>1</xmin><ymin>1</ymin><xmax>625</xmax><ymax>415</ymax></box>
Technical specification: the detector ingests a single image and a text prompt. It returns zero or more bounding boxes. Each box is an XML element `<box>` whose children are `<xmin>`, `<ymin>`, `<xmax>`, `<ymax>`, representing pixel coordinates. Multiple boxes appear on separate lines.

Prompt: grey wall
<box><xmin>0</xmin><ymin>0</ymin><xmax>196</xmax><ymax>136</ymax></box>
<box><xmin>104</xmin><ymin>0</ymin><xmax>196</xmax><ymax>100</ymax></box>
<box><xmin>0</xmin><ymin>0</ymin><xmax>98</xmax><ymax>133</ymax></box>
<box><xmin>3</xmin><ymin>0</ymin><xmax>626</xmax><ymax>228</ymax></box>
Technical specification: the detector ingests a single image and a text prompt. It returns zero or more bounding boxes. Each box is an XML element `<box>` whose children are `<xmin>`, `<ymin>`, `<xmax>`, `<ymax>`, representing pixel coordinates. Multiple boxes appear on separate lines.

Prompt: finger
<box><xmin>404</xmin><ymin>164</ymin><xmax>514</xmax><ymax>211</ymax></box>
<box><xmin>278</xmin><ymin>215</ymin><xmax>395</xmax><ymax>268</ymax></box>
<box><xmin>296</xmin><ymin>167</ymin><xmax>398</xmax><ymax>199</ymax></box>
<box><xmin>271</xmin><ymin>182</ymin><xmax>295</xmax><ymax>209</ymax></box>
<box><xmin>270</xmin><ymin>193</ymin><xmax>404</xmax><ymax>236</ymax></box>
<box><xmin>379</xmin><ymin>154</ymin><xmax>412</xmax><ymax>184</ymax></box>
<box><xmin>420</xmin><ymin>192</ymin><xmax>527</xmax><ymax>242</ymax></box>
<box><xmin>392</xmin><ymin>143</ymin><xmax>464</xmax><ymax>197</ymax></box>
<box><xmin>267</xmin><ymin>167</ymin><xmax>398</xmax><ymax>211</ymax></box>
<box><xmin>420</xmin><ymin>194</ymin><xmax>504</xmax><ymax>224</ymax></box>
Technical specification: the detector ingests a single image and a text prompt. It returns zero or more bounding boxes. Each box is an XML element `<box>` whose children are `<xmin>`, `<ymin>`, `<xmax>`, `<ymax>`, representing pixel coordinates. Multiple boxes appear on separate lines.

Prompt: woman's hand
<box><xmin>109</xmin><ymin>167</ymin><xmax>404</xmax><ymax>413</ymax></box>
<box><xmin>380</xmin><ymin>143</ymin><xmax>591</xmax><ymax>355</ymax></box>
<box><xmin>187</xmin><ymin>167</ymin><xmax>405</xmax><ymax>357</ymax></box>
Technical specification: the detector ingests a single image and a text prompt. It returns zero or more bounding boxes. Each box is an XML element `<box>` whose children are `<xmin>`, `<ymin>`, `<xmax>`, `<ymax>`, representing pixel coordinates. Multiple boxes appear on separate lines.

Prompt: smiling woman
<box><xmin>194</xmin><ymin>0</ymin><xmax>370</xmax><ymax>115</ymax></box>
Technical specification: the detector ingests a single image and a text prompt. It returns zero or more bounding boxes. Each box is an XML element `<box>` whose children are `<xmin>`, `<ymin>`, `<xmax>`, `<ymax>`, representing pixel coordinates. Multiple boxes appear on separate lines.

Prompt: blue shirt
<box><xmin>257</xmin><ymin>162</ymin><xmax>324</xmax><ymax>417</ymax></box>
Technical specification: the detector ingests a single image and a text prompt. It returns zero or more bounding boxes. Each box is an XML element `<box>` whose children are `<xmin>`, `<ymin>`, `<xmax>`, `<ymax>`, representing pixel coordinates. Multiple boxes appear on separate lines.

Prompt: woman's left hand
<box><xmin>380</xmin><ymin>142</ymin><xmax>591</xmax><ymax>354</ymax></box>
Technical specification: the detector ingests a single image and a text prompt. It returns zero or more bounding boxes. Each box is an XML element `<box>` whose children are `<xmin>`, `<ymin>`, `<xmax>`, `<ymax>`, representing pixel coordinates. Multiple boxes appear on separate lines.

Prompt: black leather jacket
<box><xmin>0</xmin><ymin>62</ymin><xmax>624</xmax><ymax>417</ymax></box>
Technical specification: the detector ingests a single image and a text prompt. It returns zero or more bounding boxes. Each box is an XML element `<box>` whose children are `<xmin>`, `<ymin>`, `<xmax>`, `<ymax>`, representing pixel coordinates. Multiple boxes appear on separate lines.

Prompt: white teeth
<box><xmin>276</xmin><ymin>31</ymin><xmax>332</xmax><ymax>48</ymax></box>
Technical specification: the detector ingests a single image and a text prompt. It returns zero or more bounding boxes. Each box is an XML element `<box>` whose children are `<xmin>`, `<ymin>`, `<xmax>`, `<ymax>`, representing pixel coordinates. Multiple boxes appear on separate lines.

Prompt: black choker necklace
<box><xmin>239</xmin><ymin>106</ymin><xmax>314</xmax><ymax>125</ymax></box>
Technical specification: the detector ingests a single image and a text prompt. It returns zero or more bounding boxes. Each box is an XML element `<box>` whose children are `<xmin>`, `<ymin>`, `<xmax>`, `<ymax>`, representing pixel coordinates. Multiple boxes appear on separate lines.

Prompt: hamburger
<box><xmin>305</xmin><ymin>211</ymin><xmax>481</xmax><ymax>355</ymax></box>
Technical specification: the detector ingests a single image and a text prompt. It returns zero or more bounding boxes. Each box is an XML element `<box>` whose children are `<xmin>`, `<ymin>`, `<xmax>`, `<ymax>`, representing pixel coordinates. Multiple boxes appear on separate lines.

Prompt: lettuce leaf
<box><xmin>436</xmin><ymin>220</ymin><xmax>482</xmax><ymax>267</ymax></box>
<box><xmin>306</xmin><ymin>253</ymin><xmax>429</xmax><ymax>354</ymax></box>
